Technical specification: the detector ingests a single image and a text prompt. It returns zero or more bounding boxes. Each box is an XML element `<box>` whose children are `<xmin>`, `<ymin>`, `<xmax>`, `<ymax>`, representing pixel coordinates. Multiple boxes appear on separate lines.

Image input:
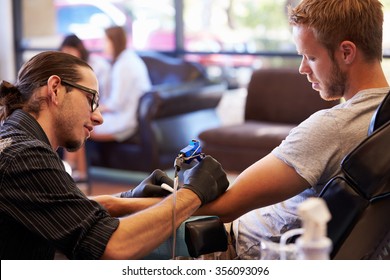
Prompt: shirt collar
<box><xmin>5</xmin><ymin>109</ymin><xmax>51</xmax><ymax>146</ymax></box>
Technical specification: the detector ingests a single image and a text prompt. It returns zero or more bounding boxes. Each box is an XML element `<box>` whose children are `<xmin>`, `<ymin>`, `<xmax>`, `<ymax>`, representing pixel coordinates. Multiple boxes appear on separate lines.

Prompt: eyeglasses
<box><xmin>61</xmin><ymin>79</ymin><xmax>100</xmax><ymax>112</ymax></box>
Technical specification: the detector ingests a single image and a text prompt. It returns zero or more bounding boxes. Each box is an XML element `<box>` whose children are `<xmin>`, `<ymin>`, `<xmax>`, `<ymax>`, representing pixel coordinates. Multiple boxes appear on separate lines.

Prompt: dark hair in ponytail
<box><xmin>0</xmin><ymin>51</ymin><xmax>92</xmax><ymax>121</ymax></box>
<box><xmin>0</xmin><ymin>80</ymin><xmax>25</xmax><ymax>121</ymax></box>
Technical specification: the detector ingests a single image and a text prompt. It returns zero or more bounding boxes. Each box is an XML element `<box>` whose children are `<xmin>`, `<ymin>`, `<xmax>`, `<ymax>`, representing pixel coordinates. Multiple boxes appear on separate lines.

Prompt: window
<box><xmin>16</xmin><ymin>0</ymin><xmax>390</xmax><ymax>86</ymax></box>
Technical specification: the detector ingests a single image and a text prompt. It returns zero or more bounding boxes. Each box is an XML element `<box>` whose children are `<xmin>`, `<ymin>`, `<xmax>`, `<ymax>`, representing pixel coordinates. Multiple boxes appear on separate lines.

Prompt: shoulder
<box><xmin>7</xmin><ymin>135</ymin><xmax>60</xmax><ymax>167</ymax></box>
<box><xmin>118</xmin><ymin>50</ymin><xmax>145</xmax><ymax>65</ymax></box>
<box><xmin>113</xmin><ymin>50</ymin><xmax>149</xmax><ymax>74</ymax></box>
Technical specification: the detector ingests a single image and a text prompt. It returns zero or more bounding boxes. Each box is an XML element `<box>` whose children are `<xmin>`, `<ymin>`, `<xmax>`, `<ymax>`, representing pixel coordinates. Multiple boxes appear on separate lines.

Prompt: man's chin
<box><xmin>318</xmin><ymin>91</ymin><xmax>328</xmax><ymax>101</ymax></box>
<box><xmin>64</xmin><ymin>140</ymin><xmax>84</xmax><ymax>152</ymax></box>
<box><xmin>319</xmin><ymin>91</ymin><xmax>342</xmax><ymax>102</ymax></box>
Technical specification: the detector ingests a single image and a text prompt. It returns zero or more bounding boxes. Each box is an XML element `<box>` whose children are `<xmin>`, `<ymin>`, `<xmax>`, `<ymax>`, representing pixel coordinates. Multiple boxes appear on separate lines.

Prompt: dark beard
<box><xmin>64</xmin><ymin>139</ymin><xmax>84</xmax><ymax>152</ymax></box>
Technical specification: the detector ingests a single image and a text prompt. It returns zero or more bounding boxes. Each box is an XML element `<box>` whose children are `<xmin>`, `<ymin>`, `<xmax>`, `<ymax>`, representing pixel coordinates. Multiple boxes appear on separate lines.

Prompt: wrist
<box><xmin>178</xmin><ymin>188</ymin><xmax>202</xmax><ymax>207</ymax></box>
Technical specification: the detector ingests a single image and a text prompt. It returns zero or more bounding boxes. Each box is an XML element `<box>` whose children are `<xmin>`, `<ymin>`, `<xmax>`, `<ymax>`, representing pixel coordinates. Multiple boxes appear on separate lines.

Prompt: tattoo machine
<box><xmin>174</xmin><ymin>139</ymin><xmax>205</xmax><ymax>173</ymax></box>
<box><xmin>170</xmin><ymin>139</ymin><xmax>205</xmax><ymax>259</ymax></box>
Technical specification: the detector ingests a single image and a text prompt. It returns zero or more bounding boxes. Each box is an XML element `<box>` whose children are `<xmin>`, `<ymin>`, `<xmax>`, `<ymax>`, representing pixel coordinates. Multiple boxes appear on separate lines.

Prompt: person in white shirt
<box><xmin>92</xmin><ymin>26</ymin><xmax>152</xmax><ymax>141</ymax></box>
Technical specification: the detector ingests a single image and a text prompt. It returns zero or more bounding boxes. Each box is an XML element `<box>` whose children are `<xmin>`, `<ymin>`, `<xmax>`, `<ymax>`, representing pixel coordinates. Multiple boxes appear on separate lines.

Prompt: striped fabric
<box><xmin>0</xmin><ymin>110</ymin><xmax>119</xmax><ymax>259</ymax></box>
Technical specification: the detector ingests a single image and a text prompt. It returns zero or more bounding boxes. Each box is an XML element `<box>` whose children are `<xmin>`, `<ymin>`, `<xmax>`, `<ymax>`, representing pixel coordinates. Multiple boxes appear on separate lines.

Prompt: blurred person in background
<box><xmin>59</xmin><ymin>34</ymin><xmax>111</xmax><ymax>99</ymax></box>
<box><xmin>91</xmin><ymin>25</ymin><xmax>151</xmax><ymax>141</ymax></box>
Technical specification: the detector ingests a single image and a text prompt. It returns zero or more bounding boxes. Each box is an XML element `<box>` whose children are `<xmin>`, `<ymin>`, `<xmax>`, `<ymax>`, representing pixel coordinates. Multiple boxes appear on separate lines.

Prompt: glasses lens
<box><xmin>92</xmin><ymin>95</ymin><xmax>99</xmax><ymax>112</ymax></box>
<box><xmin>61</xmin><ymin>79</ymin><xmax>99</xmax><ymax>112</ymax></box>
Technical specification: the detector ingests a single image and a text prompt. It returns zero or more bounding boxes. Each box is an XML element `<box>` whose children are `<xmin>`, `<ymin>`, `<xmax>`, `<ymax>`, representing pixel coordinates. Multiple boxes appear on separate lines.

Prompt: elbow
<box><xmin>100</xmin><ymin>241</ymin><xmax>128</xmax><ymax>260</ymax></box>
<box><xmin>101</xmin><ymin>241</ymin><xmax>144</xmax><ymax>260</ymax></box>
<box><xmin>100</xmin><ymin>232</ymin><xmax>146</xmax><ymax>260</ymax></box>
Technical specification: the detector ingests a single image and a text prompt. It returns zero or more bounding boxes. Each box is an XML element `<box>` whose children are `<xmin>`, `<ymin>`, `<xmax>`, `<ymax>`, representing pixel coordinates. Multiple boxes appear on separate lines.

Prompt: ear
<box><xmin>339</xmin><ymin>41</ymin><xmax>356</xmax><ymax>65</ymax></box>
<box><xmin>47</xmin><ymin>75</ymin><xmax>61</xmax><ymax>105</ymax></box>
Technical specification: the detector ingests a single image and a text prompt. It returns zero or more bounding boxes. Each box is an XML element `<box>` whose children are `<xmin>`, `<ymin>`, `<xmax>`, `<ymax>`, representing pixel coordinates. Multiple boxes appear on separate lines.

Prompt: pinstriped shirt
<box><xmin>0</xmin><ymin>109</ymin><xmax>119</xmax><ymax>259</ymax></box>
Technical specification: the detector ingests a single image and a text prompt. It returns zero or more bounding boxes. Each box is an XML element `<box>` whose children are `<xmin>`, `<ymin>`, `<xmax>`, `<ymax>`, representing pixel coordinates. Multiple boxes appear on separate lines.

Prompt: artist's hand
<box><xmin>120</xmin><ymin>169</ymin><xmax>173</xmax><ymax>198</ymax></box>
<box><xmin>182</xmin><ymin>156</ymin><xmax>229</xmax><ymax>205</ymax></box>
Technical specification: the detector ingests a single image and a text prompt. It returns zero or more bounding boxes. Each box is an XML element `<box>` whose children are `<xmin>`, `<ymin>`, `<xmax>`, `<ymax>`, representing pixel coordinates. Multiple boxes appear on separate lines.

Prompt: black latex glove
<box><xmin>182</xmin><ymin>155</ymin><xmax>229</xmax><ymax>205</ymax></box>
<box><xmin>120</xmin><ymin>169</ymin><xmax>174</xmax><ymax>198</ymax></box>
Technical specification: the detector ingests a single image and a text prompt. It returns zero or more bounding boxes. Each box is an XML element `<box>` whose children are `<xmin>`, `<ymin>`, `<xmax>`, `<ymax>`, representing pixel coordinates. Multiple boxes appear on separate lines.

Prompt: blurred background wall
<box><xmin>0</xmin><ymin>0</ymin><xmax>15</xmax><ymax>82</ymax></box>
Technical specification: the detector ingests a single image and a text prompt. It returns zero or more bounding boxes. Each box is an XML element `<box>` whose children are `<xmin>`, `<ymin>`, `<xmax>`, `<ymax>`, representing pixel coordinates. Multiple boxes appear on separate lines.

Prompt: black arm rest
<box><xmin>184</xmin><ymin>216</ymin><xmax>228</xmax><ymax>258</ymax></box>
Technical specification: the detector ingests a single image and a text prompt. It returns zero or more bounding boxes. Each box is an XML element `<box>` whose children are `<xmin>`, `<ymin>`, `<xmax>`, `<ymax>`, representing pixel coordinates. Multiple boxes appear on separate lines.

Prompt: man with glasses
<box><xmin>0</xmin><ymin>51</ymin><xmax>229</xmax><ymax>259</ymax></box>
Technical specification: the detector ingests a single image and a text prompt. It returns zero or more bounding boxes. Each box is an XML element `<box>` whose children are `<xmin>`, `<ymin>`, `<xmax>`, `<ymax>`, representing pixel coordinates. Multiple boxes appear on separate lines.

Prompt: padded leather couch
<box><xmin>86</xmin><ymin>52</ymin><xmax>226</xmax><ymax>172</ymax></box>
<box><xmin>198</xmin><ymin>68</ymin><xmax>339</xmax><ymax>173</ymax></box>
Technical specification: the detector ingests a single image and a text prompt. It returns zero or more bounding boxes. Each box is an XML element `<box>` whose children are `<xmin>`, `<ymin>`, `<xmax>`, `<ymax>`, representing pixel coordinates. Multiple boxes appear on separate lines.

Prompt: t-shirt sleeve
<box><xmin>272</xmin><ymin>109</ymin><xmax>342</xmax><ymax>188</ymax></box>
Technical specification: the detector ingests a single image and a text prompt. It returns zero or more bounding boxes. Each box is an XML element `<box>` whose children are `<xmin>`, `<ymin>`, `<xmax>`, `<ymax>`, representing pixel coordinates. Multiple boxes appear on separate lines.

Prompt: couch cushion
<box><xmin>198</xmin><ymin>121</ymin><xmax>296</xmax><ymax>171</ymax></box>
<box><xmin>245</xmin><ymin>68</ymin><xmax>339</xmax><ymax>124</ymax></box>
<box><xmin>199</xmin><ymin>121</ymin><xmax>295</xmax><ymax>150</ymax></box>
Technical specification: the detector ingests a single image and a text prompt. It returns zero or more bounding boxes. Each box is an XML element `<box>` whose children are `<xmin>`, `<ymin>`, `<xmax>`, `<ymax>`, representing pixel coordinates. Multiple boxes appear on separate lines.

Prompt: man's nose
<box><xmin>91</xmin><ymin>109</ymin><xmax>104</xmax><ymax>126</ymax></box>
<box><xmin>298</xmin><ymin>57</ymin><xmax>311</xmax><ymax>75</ymax></box>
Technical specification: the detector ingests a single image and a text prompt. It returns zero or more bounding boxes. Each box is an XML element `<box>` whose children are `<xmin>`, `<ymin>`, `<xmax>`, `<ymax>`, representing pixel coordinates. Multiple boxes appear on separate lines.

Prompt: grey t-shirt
<box><xmin>232</xmin><ymin>87</ymin><xmax>389</xmax><ymax>259</ymax></box>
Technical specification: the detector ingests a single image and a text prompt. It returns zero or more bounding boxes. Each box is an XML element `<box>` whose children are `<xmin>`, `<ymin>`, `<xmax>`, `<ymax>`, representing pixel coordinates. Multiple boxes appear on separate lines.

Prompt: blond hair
<box><xmin>288</xmin><ymin>0</ymin><xmax>384</xmax><ymax>61</ymax></box>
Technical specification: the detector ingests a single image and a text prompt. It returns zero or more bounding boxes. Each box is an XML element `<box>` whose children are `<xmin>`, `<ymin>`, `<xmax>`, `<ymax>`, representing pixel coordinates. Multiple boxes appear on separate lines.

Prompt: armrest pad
<box><xmin>185</xmin><ymin>216</ymin><xmax>228</xmax><ymax>258</ymax></box>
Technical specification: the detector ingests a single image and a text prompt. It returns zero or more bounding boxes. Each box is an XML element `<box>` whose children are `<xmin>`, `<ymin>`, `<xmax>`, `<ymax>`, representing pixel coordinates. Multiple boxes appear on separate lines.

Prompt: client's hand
<box><xmin>120</xmin><ymin>169</ymin><xmax>174</xmax><ymax>198</ymax></box>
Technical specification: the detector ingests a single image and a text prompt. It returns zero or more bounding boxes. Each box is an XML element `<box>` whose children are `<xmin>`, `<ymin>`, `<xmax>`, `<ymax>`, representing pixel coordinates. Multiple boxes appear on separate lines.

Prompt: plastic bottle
<box><xmin>295</xmin><ymin>197</ymin><xmax>333</xmax><ymax>260</ymax></box>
